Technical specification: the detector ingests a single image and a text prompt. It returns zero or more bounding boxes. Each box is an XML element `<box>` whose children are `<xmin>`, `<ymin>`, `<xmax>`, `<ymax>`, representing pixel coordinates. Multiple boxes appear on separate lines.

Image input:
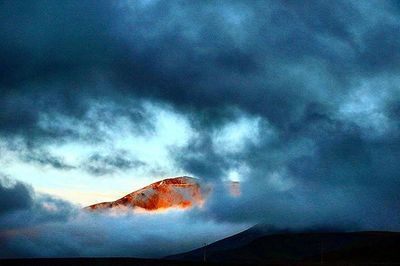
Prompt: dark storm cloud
<box><xmin>81</xmin><ymin>150</ymin><xmax>146</xmax><ymax>176</ymax></box>
<box><xmin>1</xmin><ymin>0</ymin><xmax>394</xmax><ymax>139</ymax></box>
<box><xmin>174</xmin><ymin>135</ymin><xmax>230</xmax><ymax>180</ymax></box>
<box><xmin>0</xmin><ymin>1</ymin><xmax>109</xmax><ymax>135</ymax></box>
<box><xmin>0</xmin><ymin>0</ymin><xmax>398</xmax><ymax>135</ymax></box>
<box><xmin>1</xmin><ymin>0</ymin><xmax>400</xmax><ymax>243</ymax></box>
<box><xmin>0</xmin><ymin>175</ymin><xmax>76</xmax><ymax>232</ymax></box>
<box><xmin>0</xmin><ymin>175</ymin><xmax>33</xmax><ymax>215</ymax></box>
<box><xmin>0</xmin><ymin>0</ymin><xmax>152</xmax><ymax>146</ymax></box>
<box><xmin>179</xmin><ymin>107</ymin><xmax>400</xmax><ymax>229</ymax></box>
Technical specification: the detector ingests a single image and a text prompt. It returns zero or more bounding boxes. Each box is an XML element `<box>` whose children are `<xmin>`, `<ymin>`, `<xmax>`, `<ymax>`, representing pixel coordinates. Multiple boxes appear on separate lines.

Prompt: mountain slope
<box><xmin>85</xmin><ymin>176</ymin><xmax>207</xmax><ymax>211</ymax></box>
<box><xmin>169</xmin><ymin>228</ymin><xmax>400</xmax><ymax>264</ymax></box>
<box><xmin>167</xmin><ymin>224</ymin><xmax>285</xmax><ymax>261</ymax></box>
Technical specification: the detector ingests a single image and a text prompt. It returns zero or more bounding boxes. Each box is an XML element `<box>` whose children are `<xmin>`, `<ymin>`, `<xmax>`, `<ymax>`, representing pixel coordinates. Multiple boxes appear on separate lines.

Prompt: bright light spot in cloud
<box><xmin>224</xmin><ymin>163</ymin><xmax>250</xmax><ymax>183</ymax></box>
<box><xmin>227</xmin><ymin>169</ymin><xmax>240</xmax><ymax>182</ymax></box>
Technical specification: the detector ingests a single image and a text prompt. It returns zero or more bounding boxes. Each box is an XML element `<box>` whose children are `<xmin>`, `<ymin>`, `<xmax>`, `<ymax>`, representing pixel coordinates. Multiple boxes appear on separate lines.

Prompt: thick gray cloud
<box><xmin>0</xmin><ymin>175</ymin><xmax>33</xmax><ymax>215</ymax></box>
<box><xmin>2</xmin><ymin>0</ymin><xmax>398</xmax><ymax>140</ymax></box>
<box><xmin>0</xmin><ymin>176</ymin><xmax>76</xmax><ymax>229</ymax></box>
<box><xmin>1</xmin><ymin>0</ymin><xmax>400</xmax><ymax>257</ymax></box>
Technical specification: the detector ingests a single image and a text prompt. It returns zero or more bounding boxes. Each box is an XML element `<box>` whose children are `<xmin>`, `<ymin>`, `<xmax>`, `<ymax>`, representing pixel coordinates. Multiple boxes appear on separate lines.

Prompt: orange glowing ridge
<box><xmin>85</xmin><ymin>176</ymin><xmax>209</xmax><ymax>212</ymax></box>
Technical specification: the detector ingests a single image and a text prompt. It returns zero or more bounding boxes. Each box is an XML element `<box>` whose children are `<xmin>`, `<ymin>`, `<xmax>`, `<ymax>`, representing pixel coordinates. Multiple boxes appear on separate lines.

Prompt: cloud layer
<box><xmin>0</xmin><ymin>177</ymin><xmax>248</xmax><ymax>257</ymax></box>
